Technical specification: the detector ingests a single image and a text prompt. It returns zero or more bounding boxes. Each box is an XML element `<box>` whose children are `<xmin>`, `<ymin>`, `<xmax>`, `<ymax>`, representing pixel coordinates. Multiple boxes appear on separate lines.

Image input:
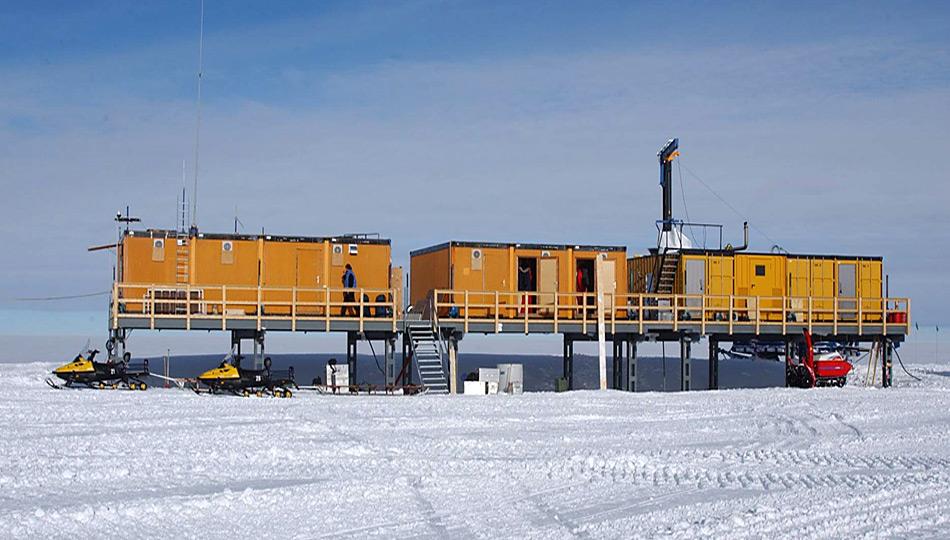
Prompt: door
<box><xmin>787</xmin><ymin>258</ymin><xmax>810</xmax><ymax>321</ymax></box>
<box><xmin>296</xmin><ymin>248</ymin><xmax>324</xmax><ymax>314</ymax></box>
<box><xmin>810</xmin><ymin>259</ymin><xmax>835</xmax><ymax>321</ymax></box>
<box><xmin>538</xmin><ymin>258</ymin><xmax>558</xmax><ymax>308</ymax></box>
<box><xmin>838</xmin><ymin>262</ymin><xmax>857</xmax><ymax>320</ymax></box>
<box><xmin>684</xmin><ymin>258</ymin><xmax>705</xmax><ymax>318</ymax></box>
<box><xmin>745</xmin><ymin>255</ymin><xmax>782</xmax><ymax>320</ymax></box>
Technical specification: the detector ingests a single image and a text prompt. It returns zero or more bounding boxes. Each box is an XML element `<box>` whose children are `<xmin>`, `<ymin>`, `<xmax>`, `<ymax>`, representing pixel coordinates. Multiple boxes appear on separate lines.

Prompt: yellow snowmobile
<box><xmin>194</xmin><ymin>356</ymin><xmax>296</xmax><ymax>397</ymax></box>
<box><xmin>47</xmin><ymin>347</ymin><xmax>149</xmax><ymax>390</ymax></box>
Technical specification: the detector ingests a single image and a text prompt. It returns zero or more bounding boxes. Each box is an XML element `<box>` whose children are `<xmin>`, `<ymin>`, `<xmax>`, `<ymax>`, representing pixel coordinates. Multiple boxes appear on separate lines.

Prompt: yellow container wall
<box><xmin>410</xmin><ymin>247</ymin><xmax>450</xmax><ymax>306</ymax></box>
<box><xmin>734</xmin><ymin>254</ymin><xmax>786</xmax><ymax>321</ymax></box>
<box><xmin>120</xmin><ymin>233</ymin><xmax>391</xmax><ymax>316</ymax></box>
<box><xmin>413</xmin><ymin>244</ymin><xmax>627</xmax><ymax>319</ymax></box>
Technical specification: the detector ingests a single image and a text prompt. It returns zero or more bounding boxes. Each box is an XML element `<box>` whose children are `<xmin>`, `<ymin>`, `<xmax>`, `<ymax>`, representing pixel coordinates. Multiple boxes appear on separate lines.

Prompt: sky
<box><xmin>0</xmin><ymin>1</ymin><xmax>948</xmax><ymax>358</ymax></box>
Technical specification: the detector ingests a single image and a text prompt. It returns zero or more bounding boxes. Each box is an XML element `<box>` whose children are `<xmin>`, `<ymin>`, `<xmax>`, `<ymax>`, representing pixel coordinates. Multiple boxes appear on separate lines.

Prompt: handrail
<box><xmin>429</xmin><ymin>289</ymin><xmax>911</xmax><ymax>335</ymax></box>
<box><xmin>112</xmin><ymin>282</ymin><xmax>399</xmax><ymax>329</ymax></box>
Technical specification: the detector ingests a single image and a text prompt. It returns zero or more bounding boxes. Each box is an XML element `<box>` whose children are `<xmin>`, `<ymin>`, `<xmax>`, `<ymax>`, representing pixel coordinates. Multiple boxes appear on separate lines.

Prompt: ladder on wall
<box><xmin>175</xmin><ymin>234</ymin><xmax>190</xmax><ymax>284</ymax></box>
<box><xmin>654</xmin><ymin>251</ymin><xmax>680</xmax><ymax>294</ymax></box>
<box><xmin>406</xmin><ymin>322</ymin><xmax>449</xmax><ymax>394</ymax></box>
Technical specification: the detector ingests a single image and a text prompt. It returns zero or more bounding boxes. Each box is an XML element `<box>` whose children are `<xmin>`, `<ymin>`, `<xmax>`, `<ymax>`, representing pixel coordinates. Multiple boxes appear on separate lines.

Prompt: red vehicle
<box><xmin>786</xmin><ymin>329</ymin><xmax>853</xmax><ymax>388</ymax></box>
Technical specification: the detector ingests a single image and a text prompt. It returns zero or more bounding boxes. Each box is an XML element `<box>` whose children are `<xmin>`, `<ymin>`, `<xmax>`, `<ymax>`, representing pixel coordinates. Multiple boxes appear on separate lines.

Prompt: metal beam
<box><xmin>680</xmin><ymin>336</ymin><xmax>691</xmax><ymax>391</ymax></box>
<box><xmin>563</xmin><ymin>334</ymin><xmax>574</xmax><ymax>390</ymax></box>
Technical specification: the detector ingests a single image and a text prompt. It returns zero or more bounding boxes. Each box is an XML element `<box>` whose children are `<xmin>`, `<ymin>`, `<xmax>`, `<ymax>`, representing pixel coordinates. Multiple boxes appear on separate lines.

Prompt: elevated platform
<box><xmin>111</xmin><ymin>283</ymin><xmax>911</xmax><ymax>342</ymax></box>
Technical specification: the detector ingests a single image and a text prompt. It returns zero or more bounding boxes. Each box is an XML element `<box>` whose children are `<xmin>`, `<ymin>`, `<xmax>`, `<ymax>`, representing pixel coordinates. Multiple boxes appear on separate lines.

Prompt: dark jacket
<box><xmin>342</xmin><ymin>269</ymin><xmax>357</xmax><ymax>288</ymax></box>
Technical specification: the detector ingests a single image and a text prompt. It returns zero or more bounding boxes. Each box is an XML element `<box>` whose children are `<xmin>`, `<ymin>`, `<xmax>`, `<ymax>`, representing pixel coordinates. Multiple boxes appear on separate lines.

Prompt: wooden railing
<box><xmin>431</xmin><ymin>289</ymin><xmax>912</xmax><ymax>336</ymax></box>
<box><xmin>112</xmin><ymin>282</ymin><xmax>399</xmax><ymax>333</ymax></box>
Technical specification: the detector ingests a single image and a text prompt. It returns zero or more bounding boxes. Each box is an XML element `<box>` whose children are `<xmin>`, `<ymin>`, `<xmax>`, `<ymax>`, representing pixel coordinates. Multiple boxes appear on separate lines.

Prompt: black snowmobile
<box><xmin>194</xmin><ymin>355</ymin><xmax>296</xmax><ymax>397</ymax></box>
<box><xmin>47</xmin><ymin>347</ymin><xmax>150</xmax><ymax>390</ymax></box>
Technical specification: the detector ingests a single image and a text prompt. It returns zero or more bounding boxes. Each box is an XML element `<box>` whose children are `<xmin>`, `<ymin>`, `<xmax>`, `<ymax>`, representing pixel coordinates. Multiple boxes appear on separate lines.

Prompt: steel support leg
<box><xmin>401</xmin><ymin>332</ymin><xmax>413</xmax><ymax>386</ymax></box>
<box><xmin>563</xmin><ymin>334</ymin><xmax>574</xmax><ymax>390</ymax></box>
<box><xmin>708</xmin><ymin>337</ymin><xmax>719</xmax><ymax>390</ymax></box>
<box><xmin>882</xmin><ymin>338</ymin><xmax>893</xmax><ymax>388</ymax></box>
<box><xmin>627</xmin><ymin>339</ymin><xmax>638</xmax><ymax>392</ymax></box>
<box><xmin>612</xmin><ymin>338</ymin><xmax>623</xmax><ymax>390</ymax></box>
<box><xmin>346</xmin><ymin>332</ymin><xmax>357</xmax><ymax>387</ymax></box>
<box><xmin>384</xmin><ymin>336</ymin><xmax>396</xmax><ymax>387</ymax></box>
<box><xmin>680</xmin><ymin>337</ymin><xmax>691</xmax><ymax>391</ymax></box>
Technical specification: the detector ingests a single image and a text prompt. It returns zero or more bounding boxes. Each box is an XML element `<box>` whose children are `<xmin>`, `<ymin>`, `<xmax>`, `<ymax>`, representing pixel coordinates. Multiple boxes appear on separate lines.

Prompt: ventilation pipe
<box><xmin>732</xmin><ymin>222</ymin><xmax>749</xmax><ymax>251</ymax></box>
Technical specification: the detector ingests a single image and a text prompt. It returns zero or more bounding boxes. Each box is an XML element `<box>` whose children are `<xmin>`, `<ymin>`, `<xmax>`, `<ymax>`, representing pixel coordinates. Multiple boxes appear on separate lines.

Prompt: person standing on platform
<box><xmin>342</xmin><ymin>264</ymin><xmax>357</xmax><ymax>316</ymax></box>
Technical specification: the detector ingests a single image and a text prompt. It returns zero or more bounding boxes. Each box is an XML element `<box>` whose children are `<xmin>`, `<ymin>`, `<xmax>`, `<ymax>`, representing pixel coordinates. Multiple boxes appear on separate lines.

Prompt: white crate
<box><xmin>478</xmin><ymin>368</ymin><xmax>500</xmax><ymax>383</ymax></box>
<box><xmin>464</xmin><ymin>380</ymin><xmax>487</xmax><ymax>395</ymax></box>
<box><xmin>497</xmin><ymin>364</ymin><xmax>524</xmax><ymax>394</ymax></box>
<box><xmin>326</xmin><ymin>363</ymin><xmax>349</xmax><ymax>389</ymax></box>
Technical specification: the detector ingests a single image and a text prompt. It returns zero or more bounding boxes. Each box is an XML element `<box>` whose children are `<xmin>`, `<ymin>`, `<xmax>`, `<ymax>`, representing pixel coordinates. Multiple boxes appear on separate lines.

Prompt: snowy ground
<box><xmin>2</xmin><ymin>363</ymin><xmax>949</xmax><ymax>539</ymax></box>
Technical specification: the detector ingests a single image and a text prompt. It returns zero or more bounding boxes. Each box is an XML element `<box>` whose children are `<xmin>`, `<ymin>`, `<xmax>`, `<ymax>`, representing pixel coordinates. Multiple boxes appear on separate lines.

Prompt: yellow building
<box><xmin>628</xmin><ymin>250</ymin><xmax>883</xmax><ymax>322</ymax></box>
<box><xmin>118</xmin><ymin>230</ymin><xmax>394</xmax><ymax>316</ymax></box>
<box><xmin>410</xmin><ymin>241</ymin><xmax>627</xmax><ymax>318</ymax></box>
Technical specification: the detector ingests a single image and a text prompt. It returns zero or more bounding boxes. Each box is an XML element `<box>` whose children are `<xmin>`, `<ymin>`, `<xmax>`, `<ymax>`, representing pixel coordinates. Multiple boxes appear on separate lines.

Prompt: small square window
<box><xmin>755</xmin><ymin>265</ymin><xmax>766</xmax><ymax>276</ymax></box>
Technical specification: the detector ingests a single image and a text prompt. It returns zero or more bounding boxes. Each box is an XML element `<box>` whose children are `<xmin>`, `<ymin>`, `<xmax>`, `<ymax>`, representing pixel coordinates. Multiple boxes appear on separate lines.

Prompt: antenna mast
<box><xmin>191</xmin><ymin>0</ymin><xmax>205</xmax><ymax>232</ymax></box>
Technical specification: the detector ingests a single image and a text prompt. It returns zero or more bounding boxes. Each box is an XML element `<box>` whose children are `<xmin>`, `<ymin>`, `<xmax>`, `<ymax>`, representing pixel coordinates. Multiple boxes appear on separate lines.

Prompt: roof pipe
<box><xmin>732</xmin><ymin>222</ymin><xmax>749</xmax><ymax>251</ymax></box>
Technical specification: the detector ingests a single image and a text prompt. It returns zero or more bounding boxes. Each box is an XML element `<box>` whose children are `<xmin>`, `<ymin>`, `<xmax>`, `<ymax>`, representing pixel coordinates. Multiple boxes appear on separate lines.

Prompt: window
<box><xmin>755</xmin><ymin>264</ymin><xmax>766</xmax><ymax>276</ymax></box>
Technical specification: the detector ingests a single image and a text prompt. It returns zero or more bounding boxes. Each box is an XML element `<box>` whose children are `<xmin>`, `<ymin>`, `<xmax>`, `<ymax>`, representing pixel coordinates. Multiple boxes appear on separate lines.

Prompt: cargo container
<box><xmin>118</xmin><ymin>230</ymin><xmax>394</xmax><ymax>316</ymax></box>
<box><xmin>410</xmin><ymin>241</ymin><xmax>627</xmax><ymax>319</ymax></box>
<box><xmin>627</xmin><ymin>250</ymin><xmax>883</xmax><ymax>322</ymax></box>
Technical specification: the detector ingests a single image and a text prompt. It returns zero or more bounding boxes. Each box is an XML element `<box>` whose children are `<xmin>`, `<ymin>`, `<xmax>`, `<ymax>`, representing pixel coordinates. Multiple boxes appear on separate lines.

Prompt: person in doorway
<box><xmin>341</xmin><ymin>264</ymin><xmax>357</xmax><ymax>316</ymax></box>
<box><xmin>518</xmin><ymin>263</ymin><xmax>534</xmax><ymax>315</ymax></box>
<box><xmin>576</xmin><ymin>266</ymin><xmax>590</xmax><ymax>316</ymax></box>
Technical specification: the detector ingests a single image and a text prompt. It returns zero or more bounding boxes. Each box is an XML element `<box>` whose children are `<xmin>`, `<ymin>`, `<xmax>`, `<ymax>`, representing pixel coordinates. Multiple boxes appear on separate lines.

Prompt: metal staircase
<box><xmin>654</xmin><ymin>251</ymin><xmax>680</xmax><ymax>294</ymax></box>
<box><xmin>406</xmin><ymin>322</ymin><xmax>449</xmax><ymax>394</ymax></box>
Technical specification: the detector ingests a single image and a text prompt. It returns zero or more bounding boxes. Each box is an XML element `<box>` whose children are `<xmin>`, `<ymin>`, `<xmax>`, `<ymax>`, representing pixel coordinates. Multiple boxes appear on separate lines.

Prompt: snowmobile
<box><xmin>786</xmin><ymin>329</ymin><xmax>853</xmax><ymax>388</ymax></box>
<box><xmin>194</xmin><ymin>355</ymin><xmax>296</xmax><ymax>397</ymax></box>
<box><xmin>47</xmin><ymin>346</ymin><xmax>149</xmax><ymax>390</ymax></box>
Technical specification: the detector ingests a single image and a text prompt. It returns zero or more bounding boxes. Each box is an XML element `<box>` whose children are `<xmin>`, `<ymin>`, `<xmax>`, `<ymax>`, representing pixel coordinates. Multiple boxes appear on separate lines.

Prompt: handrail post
<box><xmin>186</xmin><ymin>284</ymin><xmax>192</xmax><ymax>331</ymax></box>
<box><xmin>494</xmin><ymin>290</ymin><xmax>500</xmax><ymax>333</ymax></box>
<box><xmin>638</xmin><ymin>294</ymin><xmax>644</xmax><ymax>334</ymax></box>
<box><xmin>728</xmin><ymin>295</ymin><xmax>734</xmax><ymax>334</ymax></box>
<box><xmin>291</xmin><ymin>287</ymin><xmax>297</xmax><ymax>332</ymax></box>
<box><xmin>359</xmin><ymin>288</ymin><xmax>365</xmax><ymax>333</ymax></box>
<box><xmin>782</xmin><ymin>296</ymin><xmax>787</xmax><ymax>335</ymax></box>
<box><xmin>858</xmin><ymin>295</ymin><xmax>863</xmax><ymax>336</ymax></box>
<box><xmin>464</xmin><ymin>290</ymin><xmax>470</xmax><ymax>333</ymax></box>
<box><xmin>610</xmin><ymin>293</ymin><xmax>616</xmax><ymax>335</ymax></box>
<box><xmin>755</xmin><ymin>298</ymin><xmax>760</xmax><ymax>335</ymax></box>
<box><xmin>523</xmin><ymin>292</ymin><xmax>529</xmax><ymax>335</ymax></box>
<box><xmin>392</xmin><ymin>288</ymin><xmax>398</xmax><ymax>333</ymax></box>
<box><xmin>882</xmin><ymin>296</ymin><xmax>888</xmax><ymax>336</ymax></box>
<box><xmin>149</xmin><ymin>286</ymin><xmax>155</xmax><ymax>330</ymax></box>
<box><xmin>807</xmin><ymin>296</ymin><xmax>813</xmax><ymax>334</ymax></box>
<box><xmin>553</xmin><ymin>292</ymin><xmax>559</xmax><ymax>333</ymax></box>
<box><xmin>673</xmin><ymin>295</ymin><xmax>678</xmax><ymax>332</ymax></box>
<box><xmin>582</xmin><ymin>293</ymin><xmax>587</xmax><ymax>335</ymax></box>
<box><xmin>833</xmin><ymin>297</ymin><xmax>838</xmax><ymax>336</ymax></box>
<box><xmin>701</xmin><ymin>294</ymin><xmax>706</xmax><ymax>336</ymax></box>
<box><xmin>222</xmin><ymin>285</ymin><xmax>227</xmax><ymax>331</ymax></box>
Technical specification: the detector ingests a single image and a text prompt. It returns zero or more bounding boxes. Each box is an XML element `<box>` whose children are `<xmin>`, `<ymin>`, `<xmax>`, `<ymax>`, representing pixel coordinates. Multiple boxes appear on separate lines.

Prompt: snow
<box><xmin>2</xmin><ymin>362</ymin><xmax>950</xmax><ymax>538</ymax></box>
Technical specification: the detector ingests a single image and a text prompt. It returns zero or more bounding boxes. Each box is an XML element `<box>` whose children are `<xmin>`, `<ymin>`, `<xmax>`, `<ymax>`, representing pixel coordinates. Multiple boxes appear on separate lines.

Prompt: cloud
<box><xmin>1</xmin><ymin>29</ymin><xmax>948</xmax><ymax>338</ymax></box>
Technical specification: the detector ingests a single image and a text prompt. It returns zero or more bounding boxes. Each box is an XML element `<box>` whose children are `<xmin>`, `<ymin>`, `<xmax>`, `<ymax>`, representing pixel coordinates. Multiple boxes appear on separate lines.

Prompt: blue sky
<box><xmin>1</xmin><ymin>1</ymin><xmax>948</xmax><ymax>356</ymax></box>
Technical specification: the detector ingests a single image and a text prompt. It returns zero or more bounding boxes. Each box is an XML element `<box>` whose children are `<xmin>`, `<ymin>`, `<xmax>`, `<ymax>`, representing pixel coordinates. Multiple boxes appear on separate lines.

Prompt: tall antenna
<box><xmin>191</xmin><ymin>0</ymin><xmax>205</xmax><ymax>231</ymax></box>
<box><xmin>179</xmin><ymin>159</ymin><xmax>189</xmax><ymax>233</ymax></box>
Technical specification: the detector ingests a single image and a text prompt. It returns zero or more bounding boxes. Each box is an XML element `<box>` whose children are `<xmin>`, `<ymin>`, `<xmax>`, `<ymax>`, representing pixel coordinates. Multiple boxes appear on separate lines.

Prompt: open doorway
<box><xmin>575</xmin><ymin>258</ymin><xmax>595</xmax><ymax>316</ymax></box>
<box><xmin>518</xmin><ymin>257</ymin><xmax>537</xmax><ymax>315</ymax></box>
